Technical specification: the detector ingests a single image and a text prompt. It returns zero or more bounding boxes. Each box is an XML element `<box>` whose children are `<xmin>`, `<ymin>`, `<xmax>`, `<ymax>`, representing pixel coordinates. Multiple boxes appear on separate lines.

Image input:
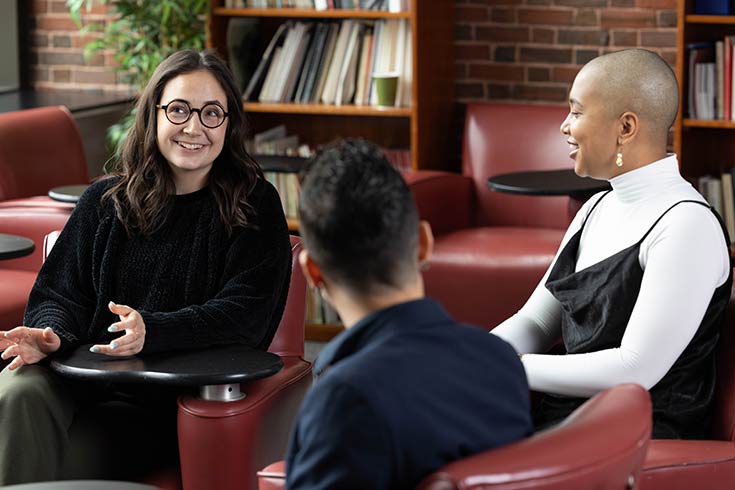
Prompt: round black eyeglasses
<box><xmin>156</xmin><ymin>99</ymin><xmax>229</xmax><ymax>129</ymax></box>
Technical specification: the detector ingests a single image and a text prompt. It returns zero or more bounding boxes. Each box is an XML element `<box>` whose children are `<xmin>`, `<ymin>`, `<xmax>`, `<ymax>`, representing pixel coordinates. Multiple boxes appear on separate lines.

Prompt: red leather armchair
<box><xmin>257</xmin><ymin>383</ymin><xmax>652</xmax><ymax>490</ymax></box>
<box><xmin>405</xmin><ymin>103</ymin><xmax>572</xmax><ymax>328</ymax></box>
<box><xmin>638</xmin><ymin>280</ymin><xmax>735</xmax><ymax>490</ymax></box>
<box><xmin>0</xmin><ymin>106</ymin><xmax>89</xmax><ymax>209</ymax></box>
<box><xmin>171</xmin><ymin>235</ymin><xmax>312</xmax><ymax>490</ymax></box>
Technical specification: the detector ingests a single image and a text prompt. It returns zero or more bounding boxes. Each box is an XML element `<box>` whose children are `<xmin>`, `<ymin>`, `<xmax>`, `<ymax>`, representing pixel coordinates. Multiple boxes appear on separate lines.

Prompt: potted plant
<box><xmin>66</xmin><ymin>0</ymin><xmax>209</xmax><ymax>155</ymax></box>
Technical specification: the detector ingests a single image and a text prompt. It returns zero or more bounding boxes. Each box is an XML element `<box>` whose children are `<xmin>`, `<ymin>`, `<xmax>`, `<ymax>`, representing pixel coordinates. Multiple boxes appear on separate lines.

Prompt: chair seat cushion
<box><xmin>0</xmin><ymin>269</ymin><xmax>38</xmax><ymax>328</ymax></box>
<box><xmin>424</xmin><ymin>227</ymin><xmax>564</xmax><ymax>328</ymax></box>
<box><xmin>640</xmin><ymin>439</ymin><xmax>735</xmax><ymax>490</ymax></box>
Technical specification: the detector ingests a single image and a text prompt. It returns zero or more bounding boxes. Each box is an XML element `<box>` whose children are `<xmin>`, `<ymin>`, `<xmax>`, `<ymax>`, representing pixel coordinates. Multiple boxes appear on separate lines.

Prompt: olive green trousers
<box><xmin>0</xmin><ymin>364</ymin><xmax>179</xmax><ymax>485</ymax></box>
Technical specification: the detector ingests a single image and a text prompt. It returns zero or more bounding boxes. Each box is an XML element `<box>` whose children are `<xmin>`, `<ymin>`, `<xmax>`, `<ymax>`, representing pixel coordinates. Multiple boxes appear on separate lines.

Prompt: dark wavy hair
<box><xmin>104</xmin><ymin>49</ymin><xmax>262</xmax><ymax>236</ymax></box>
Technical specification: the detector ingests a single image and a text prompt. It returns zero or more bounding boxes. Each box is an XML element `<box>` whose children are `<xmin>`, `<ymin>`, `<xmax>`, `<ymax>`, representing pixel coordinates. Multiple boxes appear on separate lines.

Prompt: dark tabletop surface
<box><xmin>488</xmin><ymin>168</ymin><xmax>611</xmax><ymax>197</ymax></box>
<box><xmin>48</xmin><ymin>184</ymin><xmax>91</xmax><ymax>203</ymax></box>
<box><xmin>0</xmin><ymin>481</ymin><xmax>159</xmax><ymax>490</ymax></box>
<box><xmin>50</xmin><ymin>343</ymin><xmax>283</xmax><ymax>387</ymax></box>
<box><xmin>0</xmin><ymin>233</ymin><xmax>34</xmax><ymax>260</ymax></box>
<box><xmin>0</xmin><ymin>89</ymin><xmax>133</xmax><ymax>114</ymax></box>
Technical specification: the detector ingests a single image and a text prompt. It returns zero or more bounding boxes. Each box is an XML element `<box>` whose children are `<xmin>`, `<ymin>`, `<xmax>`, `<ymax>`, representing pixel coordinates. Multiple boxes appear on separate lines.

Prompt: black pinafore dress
<box><xmin>537</xmin><ymin>192</ymin><xmax>732</xmax><ymax>439</ymax></box>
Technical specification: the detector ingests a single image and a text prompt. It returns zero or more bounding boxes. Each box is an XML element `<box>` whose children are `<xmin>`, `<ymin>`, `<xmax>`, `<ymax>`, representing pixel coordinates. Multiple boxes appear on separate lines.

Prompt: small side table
<box><xmin>488</xmin><ymin>169</ymin><xmax>611</xmax><ymax>217</ymax></box>
<box><xmin>487</xmin><ymin>169</ymin><xmax>611</xmax><ymax>198</ymax></box>
<box><xmin>0</xmin><ymin>233</ymin><xmax>34</xmax><ymax>260</ymax></box>
<box><xmin>48</xmin><ymin>184</ymin><xmax>91</xmax><ymax>204</ymax></box>
<box><xmin>50</xmin><ymin>343</ymin><xmax>283</xmax><ymax>402</ymax></box>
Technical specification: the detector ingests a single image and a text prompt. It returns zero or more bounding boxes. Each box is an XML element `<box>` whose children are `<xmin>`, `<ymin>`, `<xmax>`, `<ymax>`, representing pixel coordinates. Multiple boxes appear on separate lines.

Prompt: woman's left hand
<box><xmin>90</xmin><ymin>301</ymin><xmax>146</xmax><ymax>356</ymax></box>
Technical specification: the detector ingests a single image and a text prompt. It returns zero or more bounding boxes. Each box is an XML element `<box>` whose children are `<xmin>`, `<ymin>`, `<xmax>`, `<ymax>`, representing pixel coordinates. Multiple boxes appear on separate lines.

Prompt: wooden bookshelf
<box><xmin>209</xmin><ymin>2</ymin><xmax>452</xmax><ymax>342</ymax></box>
<box><xmin>305</xmin><ymin>323</ymin><xmax>345</xmax><ymax>342</ymax></box>
<box><xmin>675</xmin><ymin>0</ymin><xmax>735</xmax><ymax>178</ymax></box>
<box><xmin>207</xmin><ymin>0</ymin><xmax>455</xmax><ymax>172</ymax></box>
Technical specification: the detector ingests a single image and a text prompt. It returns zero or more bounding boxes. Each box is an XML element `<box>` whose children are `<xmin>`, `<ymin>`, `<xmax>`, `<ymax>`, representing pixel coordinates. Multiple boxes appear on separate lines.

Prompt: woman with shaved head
<box><xmin>493</xmin><ymin>49</ymin><xmax>732</xmax><ymax>439</ymax></box>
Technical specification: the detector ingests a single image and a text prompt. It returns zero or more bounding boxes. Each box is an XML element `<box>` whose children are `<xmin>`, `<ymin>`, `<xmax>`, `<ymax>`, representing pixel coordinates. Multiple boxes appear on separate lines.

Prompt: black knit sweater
<box><xmin>24</xmin><ymin>176</ymin><xmax>291</xmax><ymax>356</ymax></box>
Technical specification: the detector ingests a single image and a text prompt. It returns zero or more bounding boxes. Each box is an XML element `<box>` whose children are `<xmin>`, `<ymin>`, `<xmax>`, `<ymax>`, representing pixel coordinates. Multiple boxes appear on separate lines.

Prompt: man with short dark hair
<box><xmin>286</xmin><ymin>139</ymin><xmax>532</xmax><ymax>489</ymax></box>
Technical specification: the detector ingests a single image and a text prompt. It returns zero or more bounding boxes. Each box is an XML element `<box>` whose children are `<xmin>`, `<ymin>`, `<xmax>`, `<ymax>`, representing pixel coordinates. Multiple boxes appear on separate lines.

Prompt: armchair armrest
<box><xmin>177</xmin><ymin>357</ymin><xmax>311</xmax><ymax>490</ymax></box>
<box><xmin>258</xmin><ymin>460</ymin><xmax>286</xmax><ymax>490</ymax></box>
<box><xmin>403</xmin><ymin>170</ymin><xmax>474</xmax><ymax>236</ymax></box>
<box><xmin>418</xmin><ymin>384</ymin><xmax>650</xmax><ymax>490</ymax></box>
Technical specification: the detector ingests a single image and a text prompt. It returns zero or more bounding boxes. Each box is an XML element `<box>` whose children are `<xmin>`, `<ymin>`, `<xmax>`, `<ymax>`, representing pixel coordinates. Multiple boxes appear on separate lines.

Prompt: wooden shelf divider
<box><xmin>244</xmin><ymin>101</ymin><xmax>412</xmax><ymax>117</ymax></box>
<box><xmin>214</xmin><ymin>7</ymin><xmax>411</xmax><ymax>19</ymax></box>
<box><xmin>682</xmin><ymin>119</ymin><xmax>735</xmax><ymax>128</ymax></box>
<box><xmin>686</xmin><ymin>14</ymin><xmax>735</xmax><ymax>24</ymax></box>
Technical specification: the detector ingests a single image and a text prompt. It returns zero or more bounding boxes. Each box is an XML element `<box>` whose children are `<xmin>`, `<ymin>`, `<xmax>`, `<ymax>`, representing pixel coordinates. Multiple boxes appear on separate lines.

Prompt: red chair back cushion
<box><xmin>463</xmin><ymin>103</ymin><xmax>572</xmax><ymax>229</ymax></box>
<box><xmin>0</xmin><ymin>106</ymin><xmax>89</xmax><ymax>200</ymax></box>
<box><xmin>267</xmin><ymin>235</ymin><xmax>306</xmax><ymax>358</ymax></box>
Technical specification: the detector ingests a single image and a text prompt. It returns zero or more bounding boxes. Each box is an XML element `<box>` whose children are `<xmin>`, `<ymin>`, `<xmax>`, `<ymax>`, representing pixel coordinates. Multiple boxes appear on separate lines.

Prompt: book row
<box><xmin>225</xmin><ymin>0</ymin><xmax>408</xmax><ymax>10</ymax></box>
<box><xmin>698</xmin><ymin>170</ymin><xmax>735</xmax><ymax>241</ymax></box>
<box><xmin>687</xmin><ymin>38</ymin><xmax>735</xmax><ymax>120</ymax></box>
<box><xmin>306</xmin><ymin>285</ymin><xmax>342</xmax><ymax>325</ymax></box>
<box><xmin>243</xmin><ymin>18</ymin><xmax>412</xmax><ymax>108</ymax></box>
<box><xmin>265</xmin><ymin>171</ymin><xmax>300</xmax><ymax>219</ymax></box>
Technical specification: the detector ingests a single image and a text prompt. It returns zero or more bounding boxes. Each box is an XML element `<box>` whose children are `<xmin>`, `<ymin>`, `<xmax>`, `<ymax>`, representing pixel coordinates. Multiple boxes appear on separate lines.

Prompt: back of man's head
<box><xmin>299</xmin><ymin>139</ymin><xmax>419</xmax><ymax>296</ymax></box>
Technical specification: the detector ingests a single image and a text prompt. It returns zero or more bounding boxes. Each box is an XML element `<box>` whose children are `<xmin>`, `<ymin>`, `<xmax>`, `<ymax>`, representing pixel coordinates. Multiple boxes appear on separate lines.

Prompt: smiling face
<box><xmin>560</xmin><ymin>68</ymin><xmax>621</xmax><ymax>179</ymax></box>
<box><xmin>156</xmin><ymin>70</ymin><xmax>228</xmax><ymax>194</ymax></box>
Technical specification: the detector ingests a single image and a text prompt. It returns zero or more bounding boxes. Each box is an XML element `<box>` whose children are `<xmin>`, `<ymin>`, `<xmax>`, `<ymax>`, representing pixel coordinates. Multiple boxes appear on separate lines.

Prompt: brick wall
<box><xmin>28</xmin><ymin>0</ymin><xmax>678</xmax><ymax>102</ymax></box>
<box><xmin>29</xmin><ymin>0</ymin><xmax>131</xmax><ymax>93</ymax></box>
<box><xmin>454</xmin><ymin>0</ymin><xmax>677</xmax><ymax>106</ymax></box>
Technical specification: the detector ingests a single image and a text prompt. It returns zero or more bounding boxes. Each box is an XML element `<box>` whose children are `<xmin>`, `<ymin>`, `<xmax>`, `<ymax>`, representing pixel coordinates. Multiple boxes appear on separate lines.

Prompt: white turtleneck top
<box><xmin>492</xmin><ymin>155</ymin><xmax>731</xmax><ymax>397</ymax></box>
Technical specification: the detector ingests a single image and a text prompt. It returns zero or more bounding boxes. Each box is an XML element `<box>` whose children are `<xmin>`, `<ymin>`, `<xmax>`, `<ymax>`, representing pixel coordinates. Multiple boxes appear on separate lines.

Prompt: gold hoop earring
<box><xmin>616</xmin><ymin>151</ymin><xmax>623</xmax><ymax>167</ymax></box>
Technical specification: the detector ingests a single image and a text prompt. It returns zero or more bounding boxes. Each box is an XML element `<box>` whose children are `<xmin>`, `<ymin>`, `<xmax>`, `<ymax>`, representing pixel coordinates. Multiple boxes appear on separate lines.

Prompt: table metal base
<box><xmin>200</xmin><ymin>383</ymin><xmax>247</xmax><ymax>402</ymax></box>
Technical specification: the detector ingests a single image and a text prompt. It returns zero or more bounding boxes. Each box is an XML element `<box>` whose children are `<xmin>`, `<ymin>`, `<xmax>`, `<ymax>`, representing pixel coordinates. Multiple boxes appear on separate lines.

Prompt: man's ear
<box><xmin>299</xmin><ymin>249</ymin><xmax>324</xmax><ymax>289</ymax></box>
<box><xmin>418</xmin><ymin>220</ymin><xmax>434</xmax><ymax>265</ymax></box>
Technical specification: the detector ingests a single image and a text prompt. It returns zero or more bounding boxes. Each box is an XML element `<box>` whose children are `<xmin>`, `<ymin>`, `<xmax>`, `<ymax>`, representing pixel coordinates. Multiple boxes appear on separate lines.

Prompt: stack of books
<box><xmin>242</xmin><ymin>19</ymin><xmax>412</xmax><ymax>108</ymax></box>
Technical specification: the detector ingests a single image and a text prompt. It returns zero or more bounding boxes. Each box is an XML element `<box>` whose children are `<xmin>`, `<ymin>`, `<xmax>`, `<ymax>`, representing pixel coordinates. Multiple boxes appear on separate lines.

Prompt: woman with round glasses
<box><xmin>0</xmin><ymin>50</ymin><xmax>291</xmax><ymax>483</ymax></box>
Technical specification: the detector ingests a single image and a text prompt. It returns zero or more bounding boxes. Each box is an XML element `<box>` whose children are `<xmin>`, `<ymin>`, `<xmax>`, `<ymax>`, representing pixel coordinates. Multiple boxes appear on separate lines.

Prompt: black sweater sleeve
<box><xmin>23</xmin><ymin>180</ymin><xmax>110</xmax><ymax>355</ymax></box>
<box><xmin>138</xmin><ymin>181</ymin><xmax>292</xmax><ymax>354</ymax></box>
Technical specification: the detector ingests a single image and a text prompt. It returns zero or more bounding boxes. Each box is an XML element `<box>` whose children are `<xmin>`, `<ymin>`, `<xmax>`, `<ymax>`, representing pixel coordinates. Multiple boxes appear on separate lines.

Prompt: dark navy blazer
<box><xmin>285</xmin><ymin>298</ymin><xmax>533</xmax><ymax>489</ymax></box>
